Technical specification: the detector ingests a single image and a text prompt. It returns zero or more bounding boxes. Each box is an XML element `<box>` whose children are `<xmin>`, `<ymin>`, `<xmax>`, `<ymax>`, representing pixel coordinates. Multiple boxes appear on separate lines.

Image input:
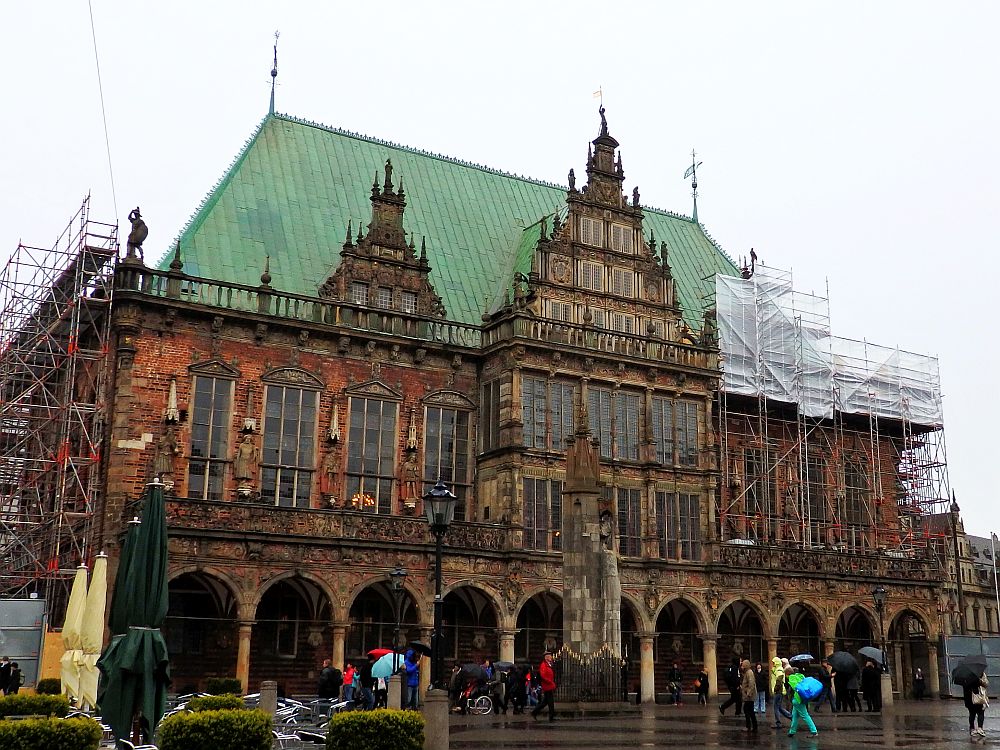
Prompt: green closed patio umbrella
<box><xmin>97</xmin><ymin>480</ymin><xmax>171</xmax><ymax>745</ymax></box>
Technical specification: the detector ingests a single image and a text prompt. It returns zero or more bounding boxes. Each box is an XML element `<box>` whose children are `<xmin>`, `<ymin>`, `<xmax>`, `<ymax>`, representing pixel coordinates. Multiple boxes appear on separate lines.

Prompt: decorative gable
<box><xmin>422</xmin><ymin>390</ymin><xmax>476</xmax><ymax>409</ymax></box>
<box><xmin>261</xmin><ymin>366</ymin><xmax>324</xmax><ymax>390</ymax></box>
<box><xmin>344</xmin><ymin>379</ymin><xmax>403</xmax><ymax>401</ymax></box>
<box><xmin>188</xmin><ymin>360</ymin><xmax>241</xmax><ymax>378</ymax></box>
<box><xmin>318</xmin><ymin>159</ymin><xmax>446</xmax><ymax>318</ymax></box>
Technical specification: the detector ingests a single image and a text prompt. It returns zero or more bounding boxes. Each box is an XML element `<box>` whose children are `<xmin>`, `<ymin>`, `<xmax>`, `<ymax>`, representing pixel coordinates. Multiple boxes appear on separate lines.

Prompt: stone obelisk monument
<box><xmin>561</xmin><ymin>400</ymin><xmax>622</xmax><ymax>657</ymax></box>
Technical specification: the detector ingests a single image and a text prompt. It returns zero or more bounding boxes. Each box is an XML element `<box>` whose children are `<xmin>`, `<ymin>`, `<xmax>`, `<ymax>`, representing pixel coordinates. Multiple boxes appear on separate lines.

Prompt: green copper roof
<box><xmin>162</xmin><ymin>113</ymin><xmax>738</xmax><ymax>326</ymax></box>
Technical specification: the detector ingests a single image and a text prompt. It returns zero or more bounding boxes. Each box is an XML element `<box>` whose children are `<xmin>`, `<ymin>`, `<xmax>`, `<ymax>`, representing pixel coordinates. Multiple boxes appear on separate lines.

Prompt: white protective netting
<box><xmin>716</xmin><ymin>267</ymin><xmax>943</xmax><ymax>426</ymax></box>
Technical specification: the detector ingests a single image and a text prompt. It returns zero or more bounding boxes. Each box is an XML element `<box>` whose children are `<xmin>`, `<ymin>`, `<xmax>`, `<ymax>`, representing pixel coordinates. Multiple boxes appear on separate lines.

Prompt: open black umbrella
<box><xmin>460</xmin><ymin>663</ymin><xmax>488</xmax><ymax>682</ymax></box>
<box><xmin>789</xmin><ymin>653</ymin><xmax>814</xmax><ymax>665</ymax></box>
<box><xmin>953</xmin><ymin>655</ymin><xmax>989</xmax><ymax>687</ymax></box>
<box><xmin>97</xmin><ymin>480</ymin><xmax>171</xmax><ymax>745</ymax></box>
<box><xmin>408</xmin><ymin>641</ymin><xmax>432</xmax><ymax>657</ymax></box>
<box><xmin>494</xmin><ymin>661</ymin><xmax>514</xmax><ymax>671</ymax></box>
<box><xmin>827</xmin><ymin>651</ymin><xmax>860</xmax><ymax>676</ymax></box>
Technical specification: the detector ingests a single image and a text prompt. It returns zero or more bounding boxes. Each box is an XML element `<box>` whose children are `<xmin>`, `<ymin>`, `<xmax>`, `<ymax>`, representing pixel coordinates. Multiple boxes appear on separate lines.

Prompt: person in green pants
<box><xmin>786</xmin><ymin>665</ymin><xmax>818</xmax><ymax>737</ymax></box>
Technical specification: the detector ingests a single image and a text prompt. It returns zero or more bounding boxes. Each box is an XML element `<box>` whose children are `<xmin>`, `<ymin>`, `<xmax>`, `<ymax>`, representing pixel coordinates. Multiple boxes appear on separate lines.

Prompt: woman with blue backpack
<box><xmin>785</xmin><ymin>665</ymin><xmax>819</xmax><ymax>737</ymax></box>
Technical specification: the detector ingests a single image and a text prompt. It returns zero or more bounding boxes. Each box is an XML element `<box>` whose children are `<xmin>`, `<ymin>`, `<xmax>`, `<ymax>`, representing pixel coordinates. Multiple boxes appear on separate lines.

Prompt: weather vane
<box><xmin>683</xmin><ymin>149</ymin><xmax>703</xmax><ymax>223</ymax></box>
<box><xmin>269</xmin><ymin>31</ymin><xmax>280</xmax><ymax>114</ymax></box>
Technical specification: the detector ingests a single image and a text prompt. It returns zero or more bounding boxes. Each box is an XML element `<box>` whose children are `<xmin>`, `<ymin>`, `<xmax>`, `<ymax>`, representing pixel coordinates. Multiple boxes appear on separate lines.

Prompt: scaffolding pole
<box><xmin>0</xmin><ymin>195</ymin><xmax>117</xmax><ymax>602</ymax></box>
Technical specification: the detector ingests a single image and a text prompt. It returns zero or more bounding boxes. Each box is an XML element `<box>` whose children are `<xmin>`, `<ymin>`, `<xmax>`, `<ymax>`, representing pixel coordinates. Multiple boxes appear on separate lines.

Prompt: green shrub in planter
<box><xmin>34</xmin><ymin>678</ymin><xmax>62</xmax><ymax>695</ymax></box>
<box><xmin>326</xmin><ymin>708</ymin><xmax>424</xmax><ymax>750</ymax></box>
<box><xmin>204</xmin><ymin>677</ymin><xmax>242</xmax><ymax>695</ymax></box>
<box><xmin>187</xmin><ymin>694</ymin><xmax>245</xmax><ymax>712</ymax></box>
<box><xmin>0</xmin><ymin>693</ymin><xmax>69</xmax><ymax>717</ymax></box>
<box><xmin>159</xmin><ymin>708</ymin><xmax>271</xmax><ymax>750</ymax></box>
<box><xmin>0</xmin><ymin>716</ymin><xmax>101</xmax><ymax>750</ymax></box>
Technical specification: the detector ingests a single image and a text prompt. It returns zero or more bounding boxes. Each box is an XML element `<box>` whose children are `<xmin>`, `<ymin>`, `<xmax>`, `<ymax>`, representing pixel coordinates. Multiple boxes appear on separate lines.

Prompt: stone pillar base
<box><xmin>422</xmin><ymin>688</ymin><xmax>449</xmax><ymax>750</ymax></box>
<box><xmin>260</xmin><ymin>680</ymin><xmax>277</xmax><ymax>716</ymax></box>
<box><xmin>881</xmin><ymin>672</ymin><xmax>894</xmax><ymax>707</ymax></box>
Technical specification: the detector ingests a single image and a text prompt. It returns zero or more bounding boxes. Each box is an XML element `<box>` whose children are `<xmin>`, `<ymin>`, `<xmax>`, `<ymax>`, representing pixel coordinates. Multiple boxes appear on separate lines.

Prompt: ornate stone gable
<box><xmin>318</xmin><ymin>159</ymin><xmax>446</xmax><ymax>318</ymax></box>
<box><xmin>261</xmin><ymin>366</ymin><xmax>324</xmax><ymax>389</ymax></box>
<box><xmin>521</xmin><ymin>109</ymin><xmax>687</xmax><ymax>344</ymax></box>
<box><xmin>422</xmin><ymin>389</ymin><xmax>476</xmax><ymax>409</ymax></box>
<box><xmin>344</xmin><ymin>379</ymin><xmax>403</xmax><ymax>401</ymax></box>
<box><xmin>188</xmin><ymin>359</ymin><xmax>241</xmax><ymax>378</ymax></box>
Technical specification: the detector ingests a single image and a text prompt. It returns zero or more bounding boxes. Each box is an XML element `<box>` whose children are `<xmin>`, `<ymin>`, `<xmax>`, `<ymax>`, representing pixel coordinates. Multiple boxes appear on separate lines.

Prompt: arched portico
<box><xmin>165</xmin><ymin>570</ymin><xmax>239</xmax><ymax>693</ymax></box>
<box><xmin>890</xmin><ymin>608</ymin><xmax>933</xmax><ymax>699</ymax></box>
<box><xmin>654</xmin><ymin>598</ymin><xmax>705</xmax><ymax>696</ymax></box>
<box><xmin>515</xmin><ymin>590</ymin><xmax>562</xmax><ymax>662</ymax></box>
<box><xmin>250</xmin><ymin>575</ymin><xmax>334</xmax><ymax>695</ymax></box>
<box><xmin>834</xmin><ymin>604</ymin><xmax>877</xmax><ymax>652</ymax></box>
<box><xmin>346</xmin><ymin>579</ymin><xmax>420</xmax><ymax>660</ymax></box>
<box><xmin>717</xmin><ymin>599</ymin><xmax>767</xmax><ymax>672</ymax></box>
<box><xmin>440</xmin><ymin>584</ymin><xmax>502</xmax><ymax>665</ymax></box>
<box><xmin>778</xmin><ymin>602</ymin><xmax>822</xmax><ymax>660</ymax></box>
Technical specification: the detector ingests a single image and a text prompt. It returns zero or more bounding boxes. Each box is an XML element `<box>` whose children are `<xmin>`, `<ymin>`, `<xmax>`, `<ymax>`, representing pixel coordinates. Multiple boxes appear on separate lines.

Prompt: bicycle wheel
<box><xmin>470</xmin><ymin>695</ymin><xmax>493</xmax><ymax>715</ymax></box>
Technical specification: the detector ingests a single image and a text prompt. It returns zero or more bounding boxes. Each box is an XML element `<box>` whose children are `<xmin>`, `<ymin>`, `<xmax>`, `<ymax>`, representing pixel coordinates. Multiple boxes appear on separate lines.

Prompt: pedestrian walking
<box><xmin>0</xmin><ymin>657</ymin><xmax>9</xmax><ymax>696</ymax></box>
<box><xmin>964</xmin><ymin>671</ymin><xmax>988</xmax><ymax>737</ymax></box>
<box><xmin>815</xmin><ymin>659</ymin><xmax>836</xmax><ymax>712</ymax></box>
<box><xmin>786</xmin><ymin>665</ymin><xmax>818</xmax><ymax>737</ymax></box>
<box><xmin>404</xmin><ymin>650</ymin><xmax>420</xmax><ymax>710</ymax></box>
<box><xmin>341</xmin><ymin>662</ymin><xmax>356</xmax><ymax>705</ymax></box>
<box><xmin>913</xmin><ymin>667</ymin><xmax>925</xmax><ymax>701</ymax></box>
<box><xmin>754</xmin><ymin>661</ymin><xmax>768</xmax><ymax>714</ymax></box>
<box><xmin>771</xmin><ymin>658</ymin><xmax>792</xmax><ymax>728</ymax></box>
<box><xmin>697</xmin><ymin>667</ymin><xmax>710</xmax><ymax>705</ymax></box>
<box><xmin>6</xmin><ymin>663</ymin><xmax>21</xmax><ymax>696</ymax></box>
<box><xmin>719</xmin><ymin>656</ymin><xmax>743</xmax><ymax>716</ymax></box>
<box><xmin>530</xmin><ymin>651</ymin><xmax>557</xmax><ymax>722</ymax></box>
<box><xmin>740</xmin><ymin>659</ymin><xmax>758</xmax><ymax>731</ymax></box>
<box><xmin>358</xmin><ymin>654</ymin><xmax>376</xmax><ymax>710</ymax></box>
<box><xmin>318</xmin><ymin>658</ymin><xmax>340</xmax><ymax>700</ymax></box>
<box><xmin>846</xmin><ymin>668</ymin><xmax>862</xmax><ymax>711</ymax></box>
<box><xmin>667</xmin><ymin>662</ymin><xmax>683</xmax><ymax>705</ymax></box>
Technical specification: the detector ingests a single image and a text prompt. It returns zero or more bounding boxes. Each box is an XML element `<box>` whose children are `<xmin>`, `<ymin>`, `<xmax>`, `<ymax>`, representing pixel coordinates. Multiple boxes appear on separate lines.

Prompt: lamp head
<box><xmin>872</xmin><ymin>585</ymin><xmax>888</xmax><ymax>611</ymax></box>
<box><xmin>423</xmin><ymin>479</ymin><xmax>458</xmax><ymax>532</ymax></box>
<box><xmin>389</xmin><ymin>563</ymin><xmax>408</xmax><ymax>593</ymax></box>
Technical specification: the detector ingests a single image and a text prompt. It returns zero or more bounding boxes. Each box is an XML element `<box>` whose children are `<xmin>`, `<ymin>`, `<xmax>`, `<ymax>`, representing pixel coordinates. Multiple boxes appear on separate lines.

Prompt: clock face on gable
<box><xmin>550</xmin><ymin>256</ymin><xmax>572</xmax><ymax>285</ymax></box>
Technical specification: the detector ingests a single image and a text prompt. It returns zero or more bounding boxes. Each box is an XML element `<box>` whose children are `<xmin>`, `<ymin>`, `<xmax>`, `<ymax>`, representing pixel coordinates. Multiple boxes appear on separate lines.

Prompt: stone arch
<box><xmin>345</xmin><ymin>577</ymin><xmax>421</xmax><ymax>660</ymax></box>
<box><xmin>890</xmin><ymin>607</ymin><xmax>933</xmax><ymax>698</ymax></box>
<box><xmin>441</xmin><ymin>580</ymin><xmax>503</xmax><ymax>626</ymax></box>
<box><xmin>441</xmin><ymin>583</ymin><xmax>503</xmax><ymax>664</ymax></box>
<box><xmin>514</xmin><ymin>589</ymin><xmax>563</xmax><ymax>662</ymax></box>
<box><xmin>344</xmin><ymin>573</ymin><xmax>424</xmax><ymax>625</ymax></box>
<box><xmin>834</xmin><ymin>603</ymin><xmax>877</xmax><ymax>652</ymax></box>
<box><xmin>717</xmin><ymin>598</ymin><xmax>769</xmax><ymax>668</ymax></box>
<box><xmin>654</xmin><ymin>594</ymin><xmax>712</xmax><ymax>635</ymax></box>
<box><xmin>777</xmin><ymin>602</ymin><xmax>823</xmax><ymax>659</ymax></box>
<box><xmin>165</xmin><ymin>568</ymin><xmax>242</xmax><ymax>693</ymax></box>
<box><xmin>619</xmin><ymin>594</ymin><xmax>643</xmax><ymax>666</ymax></box>
<box><xmin>653</xmin><ymin>596</ymin><xmax>707</xmax><ymax>694</ymax></box>
<box><xmin>252</xmin><ymin>569</ymin><xmax>338</xmax><ymax>616</ymax></box>
<box><xmin>715</xmin><ymin>597</ymin><xmax>772</xmax><ymax>640</ymax></box>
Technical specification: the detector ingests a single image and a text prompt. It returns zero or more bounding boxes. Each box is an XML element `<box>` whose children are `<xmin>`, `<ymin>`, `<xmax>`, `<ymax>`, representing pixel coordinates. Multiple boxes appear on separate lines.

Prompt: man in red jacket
<box><xmin>531</xmin><ymin>651</ymin><xmax>557</xmax><ymax>721</ymax></box>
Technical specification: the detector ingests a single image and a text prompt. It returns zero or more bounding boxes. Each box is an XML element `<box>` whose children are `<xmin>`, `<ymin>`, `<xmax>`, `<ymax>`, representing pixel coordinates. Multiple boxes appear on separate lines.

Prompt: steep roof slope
<box><xmin>162</xmin><ymin>113</ymin><xmax>738</xmax><ymax>326</ymax></box>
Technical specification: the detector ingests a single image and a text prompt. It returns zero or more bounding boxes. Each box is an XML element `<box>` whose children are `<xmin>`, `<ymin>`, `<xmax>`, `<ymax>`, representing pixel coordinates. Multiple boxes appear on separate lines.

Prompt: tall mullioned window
<box><xmin>615</xmin><ymin>487</ymin><xmax>643</xmax><ymax>557</ymax></box>
<box><xmin>480</xmin><ymin>380</ymin><xmax>501</xmax><ymax>453</ymax></box>
<box><xmin>523</xmin><ymin>478</ymin><xmax>562</xmax><ymax>552</ymax></box>
<box><xmin>424</xmin><ymin>406</ymin><xmax>470</xmax><ymax>520</ymax></box>
<box><xmin>187</xmin><ymin>375</ymin><xmax>233</xmax><ymax>501</ymax></box>
<box><xmin>656</xmin><ymin>491</ymin><xmax>701</xmax><ymax>560</ymax></box>
<box><xmin>652</xmin><ymin>396</ymin><xmax>701</xmax><ymax>466</ymax></box>
<box><xmin>261</xmin><ymin>385</ymin><xmax>317</xmax><ymax>507</ymax></box>
<box><xmin>589</xmin><ymin>387</ymin><xmax>641</xmax><ymax>461</ymax></box>
<box><xmin>521</xmin><ymin>376</ymin><xmax>575</xmax><ymax>452</ymax></box>
<box><xmin>346</xmin><ymin>397</ymin><xmax>397</xmax><ymax>513</ymax></box>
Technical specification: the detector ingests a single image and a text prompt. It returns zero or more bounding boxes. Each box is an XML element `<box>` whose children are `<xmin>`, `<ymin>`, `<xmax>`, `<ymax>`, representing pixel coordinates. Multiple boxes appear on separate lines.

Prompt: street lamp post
<box><xmin>951</xmin><ymin>494</ymin><xmax>967</xmax><ymax>635</ymax></box>
<box><xmin>389</xmin><ymin>564</ymin><xmax>408</xmax><ymax>672</ymax></box>
<box><xmin>423</xmin><ymin>479</ymin><xmax>457</xmax><ymax>690</ymax></box>
<box><xmin>872</xmin><ymin>586</ymin><xmax>888</xmax><ymax>661</ymax></box>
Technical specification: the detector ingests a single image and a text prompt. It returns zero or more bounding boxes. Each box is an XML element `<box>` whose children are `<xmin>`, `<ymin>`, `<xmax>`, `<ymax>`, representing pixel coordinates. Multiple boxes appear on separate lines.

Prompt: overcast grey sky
<box><xmin>3</xmin><ymin>1</ymin><xmax>998</xmax><ymax>534</ymax></box>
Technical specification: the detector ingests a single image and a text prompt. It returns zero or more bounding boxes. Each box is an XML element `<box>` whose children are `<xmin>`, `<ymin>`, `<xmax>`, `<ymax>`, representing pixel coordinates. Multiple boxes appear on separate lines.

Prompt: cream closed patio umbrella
<box><xmin>60</xmin><ymin>564</ymin><xmax>88</xmax><ymax>702</ymax></box>
<box><xmin>79</xmin><ymin>553</ymin><xmax>108</xmax><ymax>710</ymax></box>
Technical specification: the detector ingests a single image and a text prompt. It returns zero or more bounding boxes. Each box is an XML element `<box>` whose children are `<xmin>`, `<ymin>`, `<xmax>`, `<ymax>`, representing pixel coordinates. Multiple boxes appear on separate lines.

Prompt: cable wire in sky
<box><xmin>87</xmin><ymin>0</ymin><xmax>119</xmax><ymax>223</ymax></box>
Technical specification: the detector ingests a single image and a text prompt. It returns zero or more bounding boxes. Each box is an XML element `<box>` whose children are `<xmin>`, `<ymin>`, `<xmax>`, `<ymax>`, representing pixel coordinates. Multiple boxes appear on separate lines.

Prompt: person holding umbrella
<box><xmin>828</xmin><ymin>651</ymin><xmax>859</xmax><ymax>713</ymax></box>
<box><xmin>954</xmin><ymin>656</ymin><xmax>989</xmax><ymax>737</ymax></box>
<box><xmin>861</xmin><ymin>659</ymin><xmax>881</xmax><ymax>712</ymax></box>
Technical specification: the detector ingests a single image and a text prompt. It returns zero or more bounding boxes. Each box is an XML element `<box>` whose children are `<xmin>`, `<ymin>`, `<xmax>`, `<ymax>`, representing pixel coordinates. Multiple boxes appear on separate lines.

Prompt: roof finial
<box><xmin>169</xmin><ymin>240</ymin><xmax>183</xmax><ymax>272</ymax></box>
<box><xmin>269</xmin><ymin>31</ymin><xmax>280</xmax><ymax>115</ymax></box>
<box><xmin>683</xmin><ymin>149</ymin><xmax>703</xmax><ymax>224</ymax></box>
<box><xmin>384</xmin><ymin>159</ymin><xmax>394</xmax><ymax>193</ymax></box>
<box><xmin>344</xmin><ymin>221</ymin><xmax>353</xmax><ymax>247</ymax></box>
<box><xmin>260</xmin><ymin>255</ymin><xmax>272</xmax><ymax>286</ymax></box>
<box><xmin>397</xmin><ymin>175</ymin><xmax>405</xmax><ymax>200</ymax></box>
<box><xmin>371</xmin><ymin>171</ymin><xmax>381</xmax><ymax>198</ymax></box>
<box><xmin>420</xmin><ymin>237</ymin><xmax>427</xmax><ymax>262</ymax></box>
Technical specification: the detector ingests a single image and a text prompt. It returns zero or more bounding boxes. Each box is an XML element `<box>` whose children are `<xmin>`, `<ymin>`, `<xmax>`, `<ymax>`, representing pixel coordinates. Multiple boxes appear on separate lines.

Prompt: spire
<box><xmin>344</xmin><ymin>221</ymin><xmax>353</xmax><ymax>248</ymax></box>
<box><xmin>269</xmin><ymin>31</ymin><xmax>279</xmax><ymax>115</ymax></box>
<box><xmin>371</xmin><ymin>171</ymin><xmax>381</xmax><ymax>199</ymax></box>
<box><xmin>419</xmin><ymin>237</ymin><xmax>427</xmax><ymax>262</ymax></box>
<box><xmin>169</xmin><ymin>240</ymin><xmax>183</xmax><ymax>272</ymax></box>
<box><xmin>260</xmin><ymin>255</ymin><xmax>272</xmax><ymax>287</ymax></box>
<box><xmin>684</xmin><ymin>149</ymin><xmax>703</xmax><ymax>224</ymax></box>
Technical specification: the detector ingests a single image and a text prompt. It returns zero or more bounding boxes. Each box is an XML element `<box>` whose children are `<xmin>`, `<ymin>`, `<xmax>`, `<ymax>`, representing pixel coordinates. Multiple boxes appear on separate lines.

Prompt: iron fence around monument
<box><xmin>554</xmin><ymin>643</ymin><xmax>626</xmax><ymax>703</ymax></box>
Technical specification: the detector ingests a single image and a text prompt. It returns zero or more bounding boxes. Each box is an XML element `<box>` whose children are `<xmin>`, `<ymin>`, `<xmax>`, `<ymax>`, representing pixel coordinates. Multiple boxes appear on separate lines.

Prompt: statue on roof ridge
<box><xmin>126</xmin><ymin>207</ymin><xmax>148</xmax><ymax>261</ymax></box>
<box><xmin>598</xmin><ymin>106</ymin><xmax>608</xmax><ymax>137</ymax></box>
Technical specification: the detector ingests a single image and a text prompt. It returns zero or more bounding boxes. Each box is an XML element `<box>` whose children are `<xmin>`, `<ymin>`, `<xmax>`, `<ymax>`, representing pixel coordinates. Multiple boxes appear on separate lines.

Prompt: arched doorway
<box><xmin>778</xmin><ymin>604</ymin><xmax>821</xmax><ymax>660</ymax></box>
<box><xmin>515</xmin><ymin>592</ymin><xmax>562</xmax><ymax>664</ymax></box>
<box><xmin>835</xmin><ymin>605</ymin><xmax>876</xmax><ymax>653</ymax></box>
<box><xmin>347</xmin><ymin>580</ymin><xmax>419</xmax><ymax>661</ymax></box>
<box><xmin>441</xmin><ymin>586</ymin><xmax>500</xmax><ymax>665</ymax></box>
<box><xmin>655</xmin><ymin>599</ymin><xmax>703</xmax><ymax>694</ymax></box>
<box><xmin>718</xmin><ymin>601</ymin><xmax>765</xmax><ymax>677</ymax></box>
<box><xmin>890</xmin><ymin>610</ymin><xmax>930</xmax><ymax>699</ymax></box>
<box><xmin>166</xmin><ymin>572</ymin><xmax>239</xmax><ymax>693</ymax></box>
<box><xmin>251</xmin><ymin>577</ymin><xmax>333</xmax><ymax>695</ymax></box>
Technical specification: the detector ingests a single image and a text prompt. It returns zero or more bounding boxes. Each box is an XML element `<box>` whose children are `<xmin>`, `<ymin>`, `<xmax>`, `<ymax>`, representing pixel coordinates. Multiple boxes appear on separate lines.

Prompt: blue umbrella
<box><xmin>371</xmin><ymin>652</ymin><xmax>405</xmax><ymax>679</ymax></box>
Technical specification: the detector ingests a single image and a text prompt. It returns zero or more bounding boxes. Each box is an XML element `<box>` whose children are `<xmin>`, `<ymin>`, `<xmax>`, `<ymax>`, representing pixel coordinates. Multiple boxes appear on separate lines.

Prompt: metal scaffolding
<box><xmin>0</xmin><ymin>196</ymin><xmax>117</xmax><ymax>599</ymax></box>
<box><xmin>716</xmin><ymin>266</ymin><xmax>950</xmax><ymax>554</ymax></box>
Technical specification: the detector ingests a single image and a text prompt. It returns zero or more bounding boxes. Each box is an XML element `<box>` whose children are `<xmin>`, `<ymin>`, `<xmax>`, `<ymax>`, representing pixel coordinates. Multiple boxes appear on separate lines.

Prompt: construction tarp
<box><xmin>716</xmin><ymin>267</ymin><xmax>942</xmax><ymax>426</ymax></box>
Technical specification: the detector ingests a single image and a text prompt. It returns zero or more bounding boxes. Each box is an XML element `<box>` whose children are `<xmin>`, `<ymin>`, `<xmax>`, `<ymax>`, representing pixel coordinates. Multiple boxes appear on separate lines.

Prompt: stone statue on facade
<box><xmin>152</xmin><ymin>425</ymin><xmax>181</xmax><ymax>484</ymax></box>
<box><xmin>233</xmin><ymin>433</ymin><xmax>259</xmax><ymax>482</ymax></box>
<box><xmin>127</xmin><ymin>207</ymin><xmax>148</xmax><ymax>261</ymax></box>
<box><xmin>401</xmin><ymin>451</ymin><xmax>420</xmax><ymax>510</ymax></box>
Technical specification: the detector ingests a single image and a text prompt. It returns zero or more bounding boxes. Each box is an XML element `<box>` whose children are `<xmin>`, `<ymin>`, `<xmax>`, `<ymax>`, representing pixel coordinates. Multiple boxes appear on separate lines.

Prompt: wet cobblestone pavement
<box><xmin>450</xmin><ymin>702</ymin><xmax>996</xmax><ymax>748</ymax></box>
